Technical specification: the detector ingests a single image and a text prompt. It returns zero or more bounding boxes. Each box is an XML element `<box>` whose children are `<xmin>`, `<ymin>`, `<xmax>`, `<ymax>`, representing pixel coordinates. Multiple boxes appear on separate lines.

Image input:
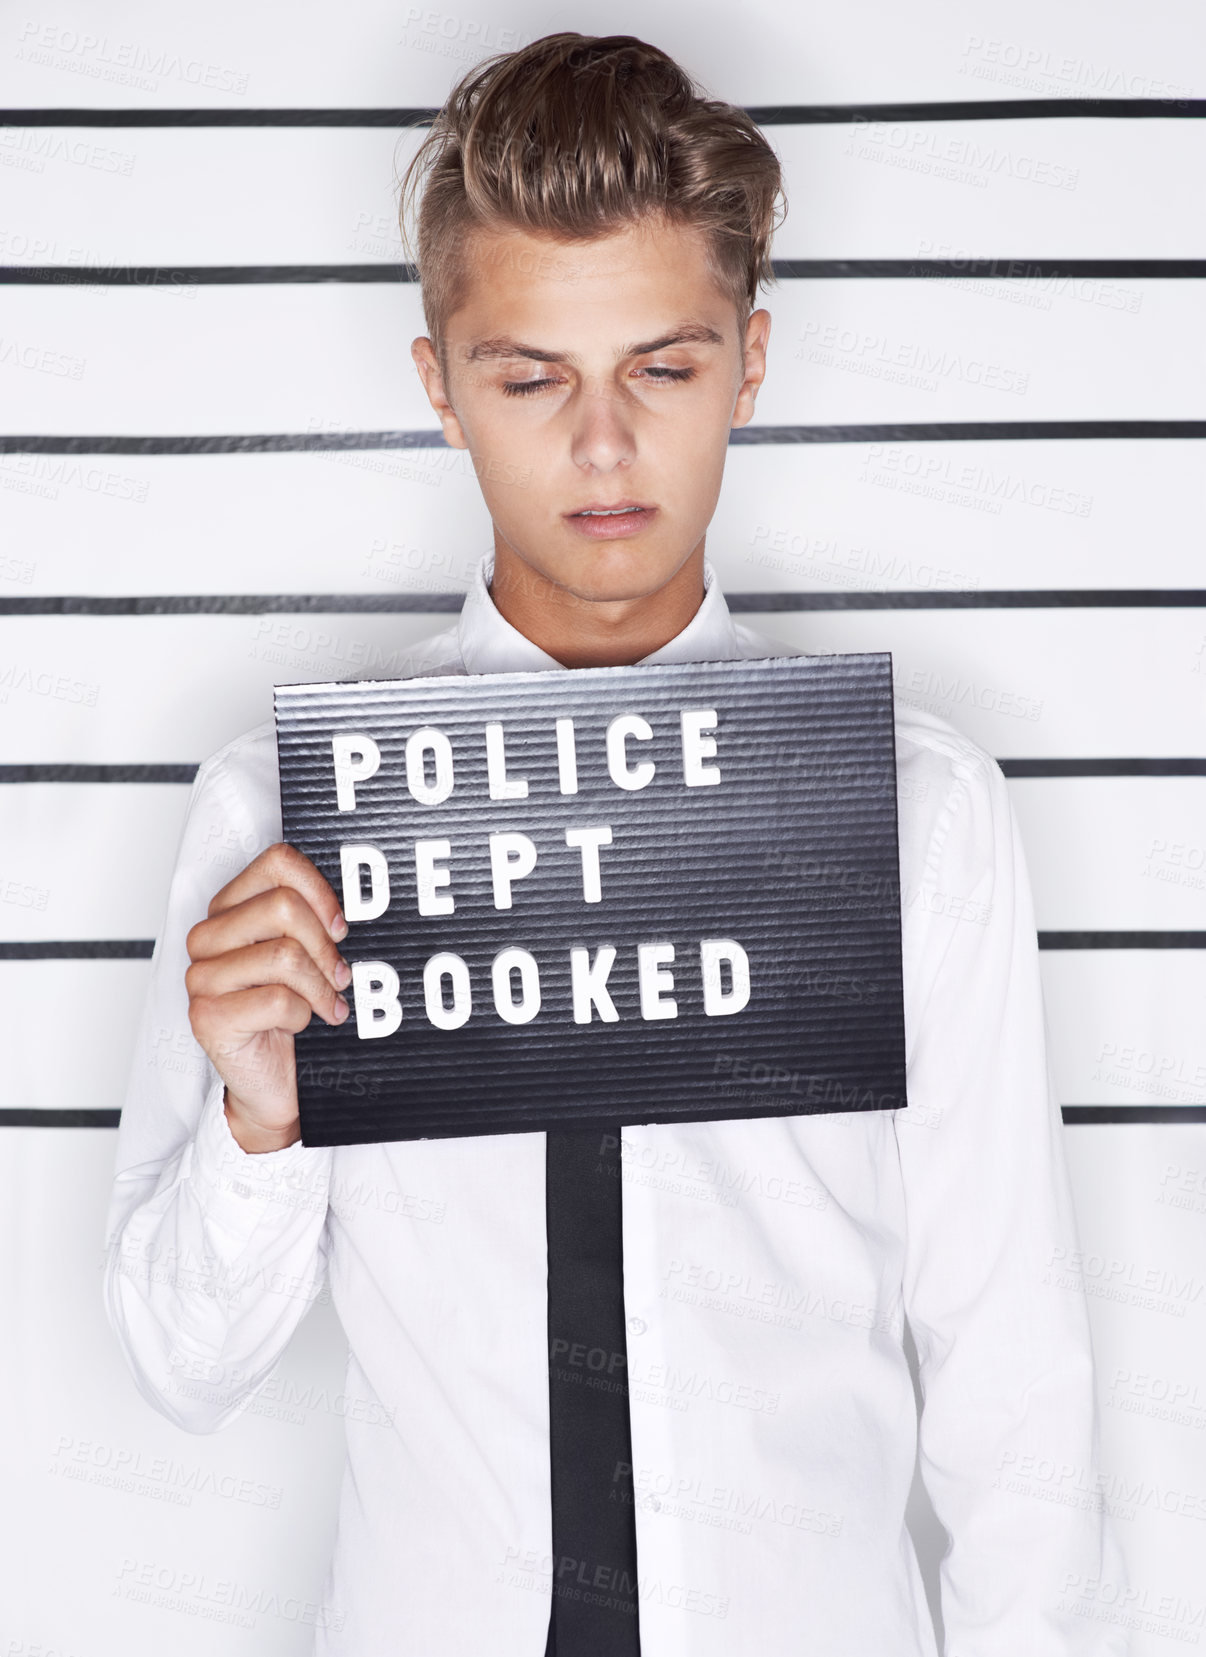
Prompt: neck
<box><xmin>488</xmin><ymin>539</ymin><xmax>707</xmax><ymax>668</ymax></box>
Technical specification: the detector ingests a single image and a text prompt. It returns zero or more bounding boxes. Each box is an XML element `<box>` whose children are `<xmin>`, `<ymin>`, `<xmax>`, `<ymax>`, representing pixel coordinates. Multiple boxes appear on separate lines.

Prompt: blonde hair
<box><xmin>396</xmin><ymin>32</ymin><xmax>786</xmax><ymax>368</ymax></box>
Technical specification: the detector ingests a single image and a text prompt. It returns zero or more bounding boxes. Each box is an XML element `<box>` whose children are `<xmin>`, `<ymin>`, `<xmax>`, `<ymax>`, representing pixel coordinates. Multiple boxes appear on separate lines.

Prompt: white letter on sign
<box><xmin>606</xmin><ymin>714</ymin><xmax>655</xmax><ymax>790</ymax></box>
<box><xmin>351</xmin><ymin>960</ymin><xmax>402</xmax><ymax>1039</ymax></box>
<box><xmin>332</xmin><ymin>733</ymin><xmax>381</xmax><ymax>812</ymax></box>
<box><xmin>700</xmin><ymin>938</ymin><xmax>751</xmax><ymax>1015</ymax></box>
<box><xmin>485</xmin><ymin>722</ymin><xmax>529</xmax><ymax>801</ymax></box>
<box><xmin>405</xmin><ymin>726</ymin><xmax>455</xmax><ymax>806</ymax></box>
<box><xmin>492</xmin><ymin>947</ymin><xmax>542</xmax><ymax>1025</ymax></box>
<box><xmin>555</xmin><ymin>718</ymin><xmax>579</xmax><ymax>795</ymax></box>
<box><xmin>638</xmin><ymin>942</ymin><xmax>678</xmax><ymax>1020</ymax></box>
<box><xmin>565</xmin><ymin>824</ymin><xmax>613</xmax><ymax>903</ymax></box>
<box><xmin>340</xmin><ymin>843</ymin><xmax>390</xmax><ymax>922</ymax></box>
<box><xmin>414</xmin><ymin>838</ymin><xmax>454</xmax><ymax>916</ymax></box>
<box><xmin>681</xmin><ymin>709</ymin><xmax>720</xmax><ymax>786</ymax></box>
<box><xmin>570</xmin><ymin>945</ymin><xmax>619</xmax><ymax>1024</ymax></box>
<box><xmin>423</xmin><ymin>952</ymin><xmax>472</xmax><ymax>1030</ymax></box>
<box><xmin>489</xmin><ymin>832</ymin><xmax>538</xmax><ymax>910</ymax></box>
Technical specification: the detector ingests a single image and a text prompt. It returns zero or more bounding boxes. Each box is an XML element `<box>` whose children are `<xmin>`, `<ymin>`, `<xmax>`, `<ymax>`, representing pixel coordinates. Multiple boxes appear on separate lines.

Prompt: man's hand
<box><xmin>185</xmin><ymin>842</ymin><xmax>351</xmax><ymax>1153</ymax></box>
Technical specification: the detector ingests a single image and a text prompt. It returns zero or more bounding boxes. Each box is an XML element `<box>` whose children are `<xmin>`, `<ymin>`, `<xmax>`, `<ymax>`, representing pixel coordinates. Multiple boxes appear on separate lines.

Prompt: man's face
<box><xmin>411</xmin><ymin>214</ymin><xmax>770</xmax><ymax>606</ymax></box>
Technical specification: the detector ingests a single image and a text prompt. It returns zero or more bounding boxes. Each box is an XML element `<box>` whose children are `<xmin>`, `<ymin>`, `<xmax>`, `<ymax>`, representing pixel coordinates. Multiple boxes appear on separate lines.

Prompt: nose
<box><xmin>568</xmin><ymin>373</ymin><xmax>637</xmax><ymax>473</ymax></box>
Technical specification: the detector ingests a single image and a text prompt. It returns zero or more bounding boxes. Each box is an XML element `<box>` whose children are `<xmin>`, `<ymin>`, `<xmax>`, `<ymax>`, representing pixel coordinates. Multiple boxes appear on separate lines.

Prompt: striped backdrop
<box><xmin>1</xmin><ymin>8</ymin><xmax>1203</xmax><ymax>1650</ymax></box>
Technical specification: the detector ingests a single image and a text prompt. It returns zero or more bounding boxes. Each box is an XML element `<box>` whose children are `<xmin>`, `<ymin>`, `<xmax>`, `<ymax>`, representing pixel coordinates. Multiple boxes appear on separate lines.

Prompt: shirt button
<box><xmin>627</xmin><ymin>1316</ymin><xmax>647</xmax><ymax>1336</ymax></box>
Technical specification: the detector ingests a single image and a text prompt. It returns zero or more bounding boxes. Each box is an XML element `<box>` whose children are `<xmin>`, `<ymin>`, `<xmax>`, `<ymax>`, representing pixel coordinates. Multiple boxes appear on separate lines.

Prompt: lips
<box><xmin>563</xmin><ymin>501</ymin><xmax>656</xmax><ymax>539</ymax></box>
<box><xmin>566</xmin><ymin>500</ymin><xmax>651</xmax><ymax>516</ymax></box>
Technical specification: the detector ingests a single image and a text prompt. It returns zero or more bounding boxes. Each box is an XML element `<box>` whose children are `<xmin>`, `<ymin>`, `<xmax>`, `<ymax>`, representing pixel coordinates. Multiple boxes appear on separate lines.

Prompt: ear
<box><xmin>411</xmin><ymin>337</ymin><xmax>469</xmax><ymax>449</ymax></box>
<box><xmin>731</xmin><ymin>309</ymin><xmax>771</xmax><ymax>430</ymax></box>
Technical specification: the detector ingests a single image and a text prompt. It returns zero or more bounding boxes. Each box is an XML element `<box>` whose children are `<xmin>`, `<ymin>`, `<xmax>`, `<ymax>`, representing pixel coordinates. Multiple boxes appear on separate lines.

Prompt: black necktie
<box><xmin>543</xmin><ymin>1126</ymin><xmax>642</xmax><ymax>1655</ymax></box>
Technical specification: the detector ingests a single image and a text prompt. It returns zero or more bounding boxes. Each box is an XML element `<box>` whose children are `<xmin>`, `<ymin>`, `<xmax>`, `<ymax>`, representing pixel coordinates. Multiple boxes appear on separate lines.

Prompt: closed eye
<box><xmin>501</xmin><ymin>365</ymin><xmax>697</xmax><ymax>397</ymax></box>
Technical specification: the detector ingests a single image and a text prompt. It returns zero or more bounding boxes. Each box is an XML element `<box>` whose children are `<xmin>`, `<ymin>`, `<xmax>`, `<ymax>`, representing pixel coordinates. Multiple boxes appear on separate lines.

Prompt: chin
<box><xmin>563</xmin><ymin>570</ymin><xmax>672</xmax><ymax>607</ymax></box>
<box><xmin>554</xmin><ymin>542</ymin><xmax>687</xmax><ymax>603</ymax></box>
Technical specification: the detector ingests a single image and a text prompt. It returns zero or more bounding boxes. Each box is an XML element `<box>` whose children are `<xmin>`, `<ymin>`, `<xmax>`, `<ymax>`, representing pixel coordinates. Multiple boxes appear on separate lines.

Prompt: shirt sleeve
<box><xmin>102</xmin><ymin>742</ymin><xmax>334</xmax><ymax>1435</ymax></box>
<box><xmin>893</xmin><ymin>745</ymin><xmax>1131</xmax><ymax>1654</ymax></box>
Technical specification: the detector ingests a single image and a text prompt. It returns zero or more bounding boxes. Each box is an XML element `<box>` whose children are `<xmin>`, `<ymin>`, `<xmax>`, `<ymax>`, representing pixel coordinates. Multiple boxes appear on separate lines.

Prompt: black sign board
<box><xmin>274</xmin><ymin>653</ymin><xmax>907</xmax><ymax>1146</ymax></box>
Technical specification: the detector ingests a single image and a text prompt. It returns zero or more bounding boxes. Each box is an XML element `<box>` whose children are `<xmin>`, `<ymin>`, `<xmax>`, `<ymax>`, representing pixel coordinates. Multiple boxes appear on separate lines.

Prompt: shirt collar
<box><xmin>456</xmin><ymin>551</ymin><xmax>743</xmax><ymax>675</ymax></box>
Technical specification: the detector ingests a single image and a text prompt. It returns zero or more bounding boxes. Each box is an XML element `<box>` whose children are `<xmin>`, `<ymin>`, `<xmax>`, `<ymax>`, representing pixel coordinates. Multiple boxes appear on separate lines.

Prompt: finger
<box><xmin>188</xmin><ymin>883</ymin><xmax>350</xmax><ymax>995</ymax></box>
<box><xmin>187</xmin><ymin>937</ymin><xmax>350</xmax><ymax>1027</ymax></box>
<box><xmin>208</xmin><ymin>842</ymin><xmax>347</xmax><ymax>942</ymax></box>
<box><xmin>189</xmin><ymin>982</ymin><xmax>318</xmax><ymax>1052</ymax></box>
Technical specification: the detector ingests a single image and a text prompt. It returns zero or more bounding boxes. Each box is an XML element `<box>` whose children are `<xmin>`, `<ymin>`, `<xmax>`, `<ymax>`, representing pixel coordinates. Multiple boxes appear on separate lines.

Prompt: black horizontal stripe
<box><xmin>2</xmin><ymin>106</ymin><xmax>445</xmax><ymax>127</ymax></box>
<box><xmin>2</xmin><ymin>98</ymin><xmax>1202</xmax><ymax>127</ymax></box>
<box><xmin>728</xmin><ymin>589</ymin><xmax>1206</xmax><ymax>610</ymax></box>
<box><xmin>2</xmin><ymin>760</ymin><xmax>1201</xmax><ymax>785</ymax></box>
<box><xmin>4</xmin><ymin>421</ymin><xmax>1205</xmax><ymax>456</ymax></box>
<box><xmin>732</xmin><ymin>421</ymin><xmax>1206</xmax><ymax>443</ymax></box>
<box><xmin>0</xmin><ymin>940</ymin><xmax>153</xmax><ymax>959</ymax></box>
<box><xmin>1061</xmin><ymin>1105</ymin><xmax>1206</xmax><ymax>1123</ymax></box>
<box><xmin>5</xmin><ymin>257</ymin><xmax>1204</xmax><ymax>285</ymax></box>
<box><xmin>998</xmin><ymin>758</ymin><xmax>1206</xmax><ymax>777</ymax></box>
<box><xmin>0</xmin><ymin>592</ymin><xmax>465</xmax><ymax>615</ymax></box>
<box><xmin>750</xmin><ymin>99</ymin><xmax>1205</xmax><ymax>123</ymax></box>
<box><xmin>0</xmin><ymin>1104</ymin><xmax>1196</xmax><ymax>1129</ymax></box>
<box><xmin>0</xmin><ymin>429</ymin><xmax>445</xmax><ymax>455</ymax></box>
<box><xmin>0</xmin><ymin>1109</ymin><xmax>122</xmax><ymax>1128</ymax></box>
<box><xmin>776</xmin><ymin>257</ymin><xmax>1206</xmax><ymax>279</ymax></box>
<box><xmin>0</xmin><ymin>763</ymin><xmax>198</xmax><ymax>783</ymax></box>
<box><xmin>1039</xmin><ymin>931</ymin><xmax>1206</xmax><ymax>948</ymax></box>
<box><xmin>4</xmin><ymin>934</ymin><xmax>1199</xmax><ymax>959</ymax></box>
<box><xmin>0</xmin><ymin>263</ymin><xmax>421</xmax><ymax>286</ymax></box>
<box><xmin>1</xmin><ymin>589</ymin><xmax>1203</xmax><ymax>616</ymax></box>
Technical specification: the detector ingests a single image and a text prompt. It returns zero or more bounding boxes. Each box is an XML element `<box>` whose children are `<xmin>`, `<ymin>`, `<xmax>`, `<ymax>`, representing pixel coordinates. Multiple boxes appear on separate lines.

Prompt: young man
<box><xmin>104</xmin><ymin>32</ymin><xmax>1128</xmax><ymax>1657</ymax></box>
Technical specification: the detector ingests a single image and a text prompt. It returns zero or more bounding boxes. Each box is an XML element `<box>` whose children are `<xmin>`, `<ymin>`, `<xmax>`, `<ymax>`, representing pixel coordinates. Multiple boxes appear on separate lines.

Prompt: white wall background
<box><xmin>2</xmin><ymin>1</ymin><xmax>1204</xmax><ymax>1651</ymax></box>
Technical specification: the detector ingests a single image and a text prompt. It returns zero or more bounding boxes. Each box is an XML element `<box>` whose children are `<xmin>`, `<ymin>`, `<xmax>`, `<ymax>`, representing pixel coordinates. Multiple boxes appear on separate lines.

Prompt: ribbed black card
<box><xmin>274</xmin><ymin>652</ymin><xmax>907</xmax><ymax>1146</ymax></box>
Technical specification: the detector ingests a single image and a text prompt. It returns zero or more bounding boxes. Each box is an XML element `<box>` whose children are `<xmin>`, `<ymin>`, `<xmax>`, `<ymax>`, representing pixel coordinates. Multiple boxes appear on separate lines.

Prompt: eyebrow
<box><xmin>463</xmin><ymin>321</ymin><xmax>726</xmax><ymax>366</ymax></box>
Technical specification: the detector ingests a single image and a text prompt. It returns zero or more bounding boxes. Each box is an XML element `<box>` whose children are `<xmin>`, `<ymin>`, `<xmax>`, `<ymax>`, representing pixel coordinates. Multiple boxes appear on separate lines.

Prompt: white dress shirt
<box><xmin>104</xmin><ymin>551</ymin><xmax>1129</xmax><ymax>1655</ymax></box>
